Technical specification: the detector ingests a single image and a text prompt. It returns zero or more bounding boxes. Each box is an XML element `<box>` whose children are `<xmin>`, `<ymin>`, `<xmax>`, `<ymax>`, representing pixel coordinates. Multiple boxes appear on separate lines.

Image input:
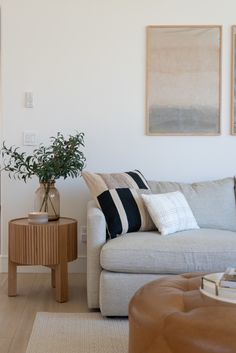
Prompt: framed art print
<box><xmin>146</xmin><ymin>25</ymin><xmax>222</xmax><ymax>135</ymax></box>
<box><xmin>231</xmin><ymin>25</ymin><xmax>236</xmax><ymax>134</ymax></box>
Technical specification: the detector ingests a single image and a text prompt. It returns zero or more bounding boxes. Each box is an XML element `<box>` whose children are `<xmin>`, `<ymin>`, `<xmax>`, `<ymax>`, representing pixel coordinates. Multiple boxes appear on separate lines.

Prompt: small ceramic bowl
<box><xmin>28</xmin><ymin>212</ymin><xmax>48</xmax><ymax>224</ymax></box>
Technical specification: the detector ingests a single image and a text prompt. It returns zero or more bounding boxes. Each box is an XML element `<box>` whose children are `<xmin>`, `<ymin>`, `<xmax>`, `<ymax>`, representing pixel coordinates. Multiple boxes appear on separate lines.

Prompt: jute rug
<box><xmin>26</xmin><ymin>312</ymin><xmax>128</xmax><ymax>353</ymax></box>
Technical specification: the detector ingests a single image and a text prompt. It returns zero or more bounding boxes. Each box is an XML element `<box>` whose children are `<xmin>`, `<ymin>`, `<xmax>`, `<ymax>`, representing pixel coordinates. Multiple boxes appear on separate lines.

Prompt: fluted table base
<box><xmin>8</xmin><ymin>217</ymin><xmax>77</xmax><ymax>303</ymax></box>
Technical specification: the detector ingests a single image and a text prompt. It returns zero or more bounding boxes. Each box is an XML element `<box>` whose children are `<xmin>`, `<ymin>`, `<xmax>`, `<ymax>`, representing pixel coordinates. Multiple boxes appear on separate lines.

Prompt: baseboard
<box><xmin>0</xmin><ymin>255</ymin><xmax>87</xmax><ymax>273</ymax></box>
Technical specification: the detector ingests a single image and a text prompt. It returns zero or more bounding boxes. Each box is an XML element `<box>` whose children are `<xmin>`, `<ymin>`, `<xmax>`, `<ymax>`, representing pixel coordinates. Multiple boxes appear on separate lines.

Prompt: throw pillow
<box><xmin>148</xmin><ymin>177</ymin><xmax>236</xmax><ymax>232</ymax></box>
<box><xmin>82</xmin><ymin>169</ymin><xmax>150</xmax><ymax>200</ymax></box>
<box><xmin>97</xmin><ymin>188</ymin><xmax>155</xmax><ymax>239</ymax></box>
<box><xmin>142</xmin><ymin>191</ymin><xmax>199</xmax><ymax>236</ymax></box>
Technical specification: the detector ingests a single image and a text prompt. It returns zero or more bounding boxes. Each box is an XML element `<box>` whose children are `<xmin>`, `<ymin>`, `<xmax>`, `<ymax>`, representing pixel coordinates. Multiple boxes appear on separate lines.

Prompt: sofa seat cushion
<box><xmin>100</xmin><ymin>229</ymin><xmax>236</xmax><ymax>274</ymax></box>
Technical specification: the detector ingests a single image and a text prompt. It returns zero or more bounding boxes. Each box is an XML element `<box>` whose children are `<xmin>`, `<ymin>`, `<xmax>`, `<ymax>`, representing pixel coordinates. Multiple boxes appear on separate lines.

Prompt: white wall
<box><xmin>1</xmin><ymin>0</ymin><xmax>236</xmax><ymax>271</ymax></box>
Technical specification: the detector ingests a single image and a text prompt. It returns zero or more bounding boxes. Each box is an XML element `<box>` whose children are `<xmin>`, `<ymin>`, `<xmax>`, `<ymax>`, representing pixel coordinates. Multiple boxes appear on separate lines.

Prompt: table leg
<box><xmin>55</xmin><ymin>262</ymin><xmax>68</xmax><ymax>303</ymax></box>
<box><xmin>51</xmin><ymin>268</ymin><xmax>56</xmax><ymax>288</ymax></box>
<box><xmin>8</xmin><ymin>259</ymin><xmax>17</xmax><ymax>297</ymax></box>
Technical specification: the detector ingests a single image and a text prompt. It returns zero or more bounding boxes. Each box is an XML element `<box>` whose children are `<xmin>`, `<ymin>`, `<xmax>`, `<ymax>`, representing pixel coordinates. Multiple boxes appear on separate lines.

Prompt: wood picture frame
<box><xmin>146</xmin><ymin>25</ymin><xmax>222</xmax><ymax>136</ymax></box>
<box><xmin>231</xmin><ymin>25</ymin><xmax>236</xmax><ymax>134</ymax></box>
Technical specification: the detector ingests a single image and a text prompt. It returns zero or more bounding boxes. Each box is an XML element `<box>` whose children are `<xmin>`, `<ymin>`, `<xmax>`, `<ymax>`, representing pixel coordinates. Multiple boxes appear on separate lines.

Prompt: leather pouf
<box><xmin>129</xmin><ymin>273</ymin><xmax>236</xmax><ymax>353</ymax></box>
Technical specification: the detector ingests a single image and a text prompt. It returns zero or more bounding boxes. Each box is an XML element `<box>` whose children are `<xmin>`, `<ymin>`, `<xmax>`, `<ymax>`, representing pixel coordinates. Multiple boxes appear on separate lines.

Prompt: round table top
<box><xmin>9</xmin><ymin>217</ymin><xmax>77</xmax><ymax>226</ymax></box>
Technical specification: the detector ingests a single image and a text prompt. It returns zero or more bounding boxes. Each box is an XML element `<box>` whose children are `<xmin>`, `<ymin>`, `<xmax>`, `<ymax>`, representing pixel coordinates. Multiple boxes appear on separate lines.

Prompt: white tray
<box><xmin>200</xmin><ymin>272</ymin><xmax>236</xmax><ymax>304</ymax></box>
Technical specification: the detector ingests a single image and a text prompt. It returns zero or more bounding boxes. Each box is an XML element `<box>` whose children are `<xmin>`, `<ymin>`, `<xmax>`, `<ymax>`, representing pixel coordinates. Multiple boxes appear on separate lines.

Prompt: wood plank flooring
<box><xmin>0</xmin><ymin>273</ymin><xmax>89</xmax><ymax>353</ymax></box>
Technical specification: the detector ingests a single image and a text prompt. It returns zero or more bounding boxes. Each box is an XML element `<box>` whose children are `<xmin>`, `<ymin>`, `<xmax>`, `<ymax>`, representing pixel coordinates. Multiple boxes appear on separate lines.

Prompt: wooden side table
<box><xmin>8</xmin><ymin>217</ymin><xmax>77</xmax><ymax>303</ymax></box>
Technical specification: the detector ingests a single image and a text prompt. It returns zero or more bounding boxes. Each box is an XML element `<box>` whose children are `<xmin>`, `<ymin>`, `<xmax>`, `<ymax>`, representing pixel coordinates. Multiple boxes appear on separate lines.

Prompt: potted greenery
<box><xmin>1</xmin><ymin>131</ymin><xmax>86</xmax><ymax>220</ymax></box>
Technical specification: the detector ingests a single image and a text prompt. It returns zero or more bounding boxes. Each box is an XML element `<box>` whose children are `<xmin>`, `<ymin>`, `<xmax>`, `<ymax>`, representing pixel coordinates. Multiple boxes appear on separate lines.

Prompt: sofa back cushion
<box><xmin>148</xmin><ymin>177</ymin><xmax>236</xmax><ymax>231</ymax></box>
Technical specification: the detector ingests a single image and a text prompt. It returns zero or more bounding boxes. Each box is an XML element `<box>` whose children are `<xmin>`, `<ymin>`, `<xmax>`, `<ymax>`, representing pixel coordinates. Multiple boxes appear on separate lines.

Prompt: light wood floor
<box><xmin>0</xmin><ymin>273</ymin><xmax>89</xmax><ymax>353</ymax></box>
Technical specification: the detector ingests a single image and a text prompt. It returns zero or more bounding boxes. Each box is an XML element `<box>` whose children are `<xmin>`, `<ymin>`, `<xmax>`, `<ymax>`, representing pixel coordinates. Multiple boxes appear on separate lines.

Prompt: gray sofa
<box><xmin>87</xmin><ymin>177</ymin><xmax>236</xmax><ymax>316</ymax></box>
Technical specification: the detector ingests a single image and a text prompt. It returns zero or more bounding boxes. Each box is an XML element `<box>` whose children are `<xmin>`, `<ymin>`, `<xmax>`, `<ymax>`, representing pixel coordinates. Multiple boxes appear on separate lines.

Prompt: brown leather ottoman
<box><xmin>129</xmin><ymin>273</ymin><xmax>236</xmax><ymax>353</ymax></box>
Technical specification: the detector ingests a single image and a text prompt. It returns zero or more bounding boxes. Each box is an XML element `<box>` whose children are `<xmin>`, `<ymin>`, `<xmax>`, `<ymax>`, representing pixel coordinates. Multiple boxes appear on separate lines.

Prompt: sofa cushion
<box><xmin>97</xmin><ymin>188</ymin><xmax>155</xmax><ymax>238</ymax></box>
<box><xmin>142</xmin><ymin>191</ymin><xmax>199</xmax><ymax>235</ymax></box>
<box><xmin>82</xmin><ymin>169</ymin><xmax>149</xmax><ymax>200</ymax></box>
<box><xmin>100</xmin><ymin>229</ymin><xmax>236</xmax><ymax>274</ymax></box>
<box><xmin>148</xmin><ymin>177</ymin><xmax>236</xmax><ymax>232</ymax></box>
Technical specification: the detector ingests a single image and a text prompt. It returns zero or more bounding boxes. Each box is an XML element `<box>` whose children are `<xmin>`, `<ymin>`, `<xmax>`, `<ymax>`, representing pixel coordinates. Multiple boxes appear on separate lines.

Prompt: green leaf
<box><xmin>0</xmin><ymin>132</ymin><xmax>86</xmax><ymax>182</ymax></box>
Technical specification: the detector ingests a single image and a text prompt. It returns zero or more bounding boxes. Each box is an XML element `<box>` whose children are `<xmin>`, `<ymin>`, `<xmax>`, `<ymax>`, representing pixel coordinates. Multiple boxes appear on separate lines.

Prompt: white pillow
<box><xmin>142</xmin><ymin>191</ymin><xmax>199</xmax><ymax>235</ymax></box>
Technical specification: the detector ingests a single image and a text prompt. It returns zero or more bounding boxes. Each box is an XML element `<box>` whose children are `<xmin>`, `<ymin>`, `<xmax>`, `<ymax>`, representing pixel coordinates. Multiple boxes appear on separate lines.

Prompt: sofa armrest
<box><xmin>87</xmin><ymin>200</ymin><xmax>106</xmax><ymax>309</ymax></box>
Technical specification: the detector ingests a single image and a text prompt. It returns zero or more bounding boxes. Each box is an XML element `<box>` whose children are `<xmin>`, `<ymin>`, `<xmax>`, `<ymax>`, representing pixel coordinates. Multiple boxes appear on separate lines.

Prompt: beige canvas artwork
<box><xmin>231</xmin><ymin>26</ymin><xmax>236</xmax><ymax>134</ymax></box>
<box><xmin>146</xmin><ymin>26</ymin><xmax>222</xmax><ymax>135</ymax></box>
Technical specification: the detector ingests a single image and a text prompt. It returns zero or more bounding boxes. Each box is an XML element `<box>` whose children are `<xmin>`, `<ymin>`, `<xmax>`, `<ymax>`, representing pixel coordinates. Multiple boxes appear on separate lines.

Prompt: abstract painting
<box><xmin>231</xmin><ymin>25</ymin><xmax>236</xmax><ymax>134</ymax></box>
<box><xmin>146</xmin><ymin>25</ymin><xmax>222</xmax><ymax>135</ymax></box>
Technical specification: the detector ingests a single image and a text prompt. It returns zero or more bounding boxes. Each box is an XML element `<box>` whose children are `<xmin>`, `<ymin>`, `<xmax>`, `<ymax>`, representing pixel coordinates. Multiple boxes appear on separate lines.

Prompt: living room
<box><xmin>1</xmin><ymin>0</ymin><xmax>236</xmax><ymax>352</ymax></box>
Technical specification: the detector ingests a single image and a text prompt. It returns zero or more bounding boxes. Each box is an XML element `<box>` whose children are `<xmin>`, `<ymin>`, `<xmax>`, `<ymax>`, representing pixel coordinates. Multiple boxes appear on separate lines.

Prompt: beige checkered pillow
<box><xmin>142</xmin><ymin>191</ymin><xmax>199</xmax><ymax>235</ymax></box>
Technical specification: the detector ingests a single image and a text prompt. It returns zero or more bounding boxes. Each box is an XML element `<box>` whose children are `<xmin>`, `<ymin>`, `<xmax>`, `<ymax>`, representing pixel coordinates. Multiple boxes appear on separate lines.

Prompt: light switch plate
<box><xmin>24</xmin><ymin>92</ymin><xmax>34</xmax><ymax>108</ymax></box>
<box><xmin>23</xmin><ymin>131</ymin><xmax>37</xmax><ymax>146</ymax></box>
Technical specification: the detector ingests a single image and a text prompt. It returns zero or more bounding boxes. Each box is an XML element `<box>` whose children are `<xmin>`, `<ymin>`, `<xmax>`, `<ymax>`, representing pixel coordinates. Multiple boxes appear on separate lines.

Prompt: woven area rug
<box><xmin>26</xmin><ymin>312</ymin><xmax>128</xmax><ymax>353</ymax></box>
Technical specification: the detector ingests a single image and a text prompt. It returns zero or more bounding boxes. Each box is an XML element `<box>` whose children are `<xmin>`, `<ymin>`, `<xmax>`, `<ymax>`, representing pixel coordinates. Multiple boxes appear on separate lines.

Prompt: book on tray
<box><xmin>220</xmin><ymin>267</ymin><xmax>236</xmax><ymax>288</ymax></box>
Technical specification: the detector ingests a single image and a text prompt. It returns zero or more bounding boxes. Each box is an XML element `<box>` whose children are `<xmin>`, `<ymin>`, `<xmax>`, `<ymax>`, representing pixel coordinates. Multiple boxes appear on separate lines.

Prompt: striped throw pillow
<box><xmin>82</xmin><ymin>169</ymin><xmax>150</xmax><ymax>201</ymax></box>
<box><xmin>97</xmin><ymin>188</ymin><xmax>155</xmax><ymax>238</ymax></box>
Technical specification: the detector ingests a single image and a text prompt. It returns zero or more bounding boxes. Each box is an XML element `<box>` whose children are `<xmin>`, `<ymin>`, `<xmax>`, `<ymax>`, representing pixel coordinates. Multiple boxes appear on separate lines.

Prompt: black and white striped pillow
<box><xmin>82</xmin><ymin>169</ymin><xmax>150</xmax><ymax>201</ymax></box>
<box><xmin>97</xmin><ymin>188</ymin><xmax>155</xmax><ymax>239</ymax></box>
